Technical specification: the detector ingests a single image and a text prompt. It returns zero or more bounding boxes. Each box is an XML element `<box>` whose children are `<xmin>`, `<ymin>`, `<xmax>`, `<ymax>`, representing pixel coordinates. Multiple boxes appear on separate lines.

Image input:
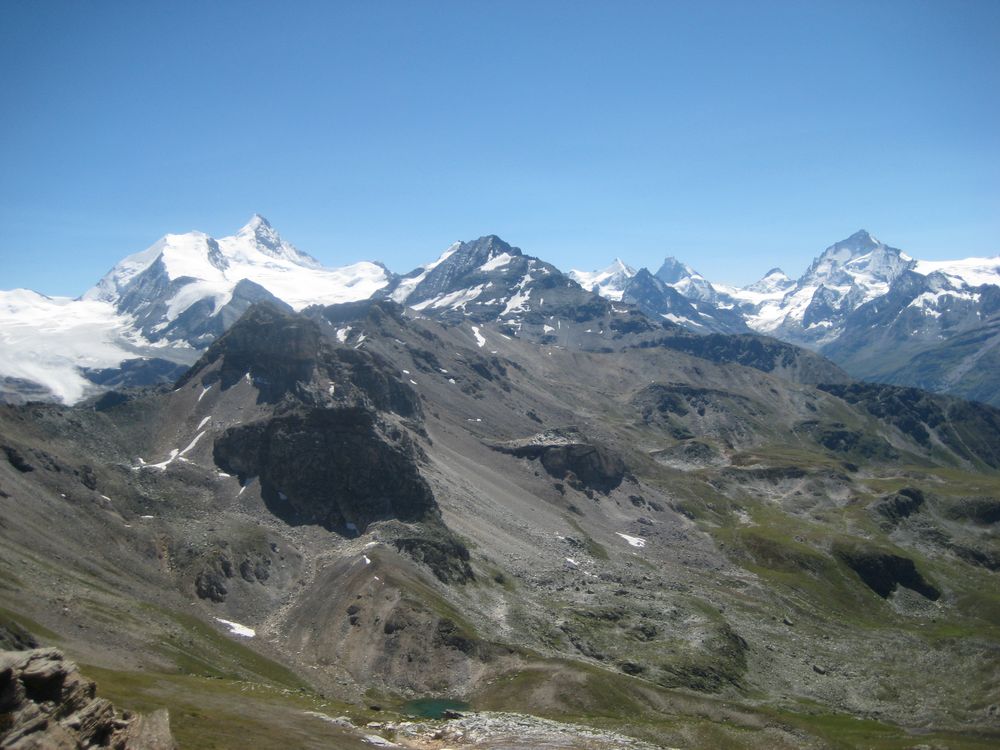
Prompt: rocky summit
<box><xmin>1</xmin><ymin>219</ymin><xmax>999</xmax><ymax>749</ymax></box>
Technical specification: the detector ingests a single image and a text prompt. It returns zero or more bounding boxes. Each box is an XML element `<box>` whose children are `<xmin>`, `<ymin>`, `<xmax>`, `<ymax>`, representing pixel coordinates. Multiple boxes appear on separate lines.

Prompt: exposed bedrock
<box><xmin>0</xmin><ymin>648</ymin><xmax>176</xmax><ymax>749</ymax></box>
<box><xmin>213</xmin><ymin>407</ymin><xmax>437</xmax><ymax>534</ymax></box>
<box><xmin>490</xmin><ymin>429</ymin><xmax>626</xmax><ymax>493</ymax></box>
<box><xmin>833</xmin><ymin>542</ymin><xmax>940</xmax><ymax>600</ymax></box>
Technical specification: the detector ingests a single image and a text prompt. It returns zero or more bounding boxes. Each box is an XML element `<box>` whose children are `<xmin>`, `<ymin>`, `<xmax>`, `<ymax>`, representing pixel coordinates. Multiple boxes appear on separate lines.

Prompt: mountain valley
<box><xmin>1</xmin><ymin>220</ymin><xmax>999</xmax><ymax>748</ymax></box>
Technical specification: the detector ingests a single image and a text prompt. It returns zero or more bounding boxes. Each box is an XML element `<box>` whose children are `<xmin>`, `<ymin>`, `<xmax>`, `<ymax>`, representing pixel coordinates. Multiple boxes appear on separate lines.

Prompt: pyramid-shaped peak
<box><xmin>467</xmin><ymin>234</ymin><xmax>521</xmax><ymax>253</ymax></box>
<box><xmin>655</xmin><ymin>256</ymin><xmax>699</xmax><ymax>284</ymax></box>
<box><xmin>238</xmin><ymin>213</ymin><xmax>277</xmax><ymax>237</ymax></box>
<box><xmin>827</xmin><ymin>229</ymin><xmax>883</xmax><ymax>255</ymax></box>
<box><xmin>846</xmin><ymin>229</ymin><xmax>879</xmax><ymax>244</ymax></box>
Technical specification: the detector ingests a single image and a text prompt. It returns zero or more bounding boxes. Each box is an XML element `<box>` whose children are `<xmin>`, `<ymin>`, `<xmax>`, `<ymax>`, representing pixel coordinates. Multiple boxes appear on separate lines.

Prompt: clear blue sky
<box><xmin>1</xmin><ymin>0</ymin><xmax>998</xmax><ymax>296</ymax></box>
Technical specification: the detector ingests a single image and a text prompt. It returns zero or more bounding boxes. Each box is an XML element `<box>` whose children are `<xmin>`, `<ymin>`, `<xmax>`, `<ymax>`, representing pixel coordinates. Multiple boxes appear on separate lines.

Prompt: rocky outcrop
<box><xmin>638</xmin><ymin>332</ymin><xmax>851</xmax><ymax>385</ymax></box>
<box><xmin>0</xmin><ymin>648</ymin><xmax>175</xmax><ymax>749</ymax></box>
<box><xmin>871</xmin><ymin>488</ymin><xmax>925</xmax><ymax>526</ymax></box>
<box><xmin>214</xmin><ymin>407</ymin><xmax>438</xmax><ymax>534</ymax></box>
<box><xmin>819</xmin><ymin>382</ymin><xmax>1000</xmax><ymax>468</ymax></box>
<box><xmin>393</xmin><ymin>534</ymin><xmax>475</xmax><ymax>584</ymax></box>
<box><xmin>833</xmin><ymin>542</ymin><xmax>940</xmax><ymax>600</ymax></box>
<box><xmin>177</xmin><ymin>303</ymin><xmax>421</xmax><ymax>415</ymax></box>
<box><xmin>490</xmin><ymin>430</ymin><xmax>625</xmax><ymax>493</ymax></box>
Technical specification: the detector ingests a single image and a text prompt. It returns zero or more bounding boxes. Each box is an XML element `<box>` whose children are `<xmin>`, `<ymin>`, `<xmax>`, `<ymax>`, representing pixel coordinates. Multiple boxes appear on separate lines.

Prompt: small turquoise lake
<box><xmin>401</xmin><ymin>698</ymin><xmax>470</xmax><ymax>719</ymax></box>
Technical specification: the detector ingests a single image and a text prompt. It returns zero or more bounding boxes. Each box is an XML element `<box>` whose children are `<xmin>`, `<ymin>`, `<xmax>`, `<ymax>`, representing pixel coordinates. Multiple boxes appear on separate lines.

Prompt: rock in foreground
<box><xmin>0</xmin><ymin>648</ymin><xmax>175</xmax><ymax>749</ymax></box>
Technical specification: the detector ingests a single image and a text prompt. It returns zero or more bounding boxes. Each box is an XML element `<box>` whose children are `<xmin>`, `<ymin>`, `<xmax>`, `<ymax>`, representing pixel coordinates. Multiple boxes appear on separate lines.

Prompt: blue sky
<box><xmin>1</xmin><ymin>0</ymin><xmax>998</xmax><ymax>295</ymax></box>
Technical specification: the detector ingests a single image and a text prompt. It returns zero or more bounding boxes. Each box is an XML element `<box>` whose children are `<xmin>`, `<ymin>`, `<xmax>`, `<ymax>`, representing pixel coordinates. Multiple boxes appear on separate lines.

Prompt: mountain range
<box><xmin>2</xmin><ymin>216</ymin><xmax>1000</xmax><ymax>748</ymax></box>
<box><xmin>3</xmin><ymin>218</ymin><xmax>997</xmax><ymax>408</ymax></box>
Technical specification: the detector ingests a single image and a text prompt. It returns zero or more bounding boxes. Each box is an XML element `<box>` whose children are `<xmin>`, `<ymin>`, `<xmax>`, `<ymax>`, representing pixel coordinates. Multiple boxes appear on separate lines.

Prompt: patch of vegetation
<box><xmin>141</xmin><ymin>605</ymin><xmax>307</xmax><ymax>689</ymax></box>
<box><xmin>565</xmin><ymin>517</ymin><xmax>609</xmax><ymax>560</ymax></box>
<box><xmin>80</xmin><ymin>666</ymin><xmax>374</xmax><ymax>750</ymax></box>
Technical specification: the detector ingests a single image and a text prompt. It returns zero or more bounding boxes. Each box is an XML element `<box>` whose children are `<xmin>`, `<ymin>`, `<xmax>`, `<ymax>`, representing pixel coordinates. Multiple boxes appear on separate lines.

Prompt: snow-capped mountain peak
<box><xmin>654</xmin><ymin>256</ymin><xmax>721</xmax><ymax>304</ymax></box>
<box><xmin>84</xmin><ymin>217</ymin><xmax>392</xmax><ymax>347</ymax></box>
<box><xmin>654</xmin><ymin>256</ymin><xmax>698</xmax><ymax>285</ymax></box>
<box><xmin>233</xmin><ymin>214</ymin><xmax>323</xmax><ymax>269</ymax></box>
<box><xmin>568</xmin><ymin>258</ymin><xmax>636</xmax><ymax>301</ymax></box>
<box><xmin>801</xmin><ymin>229</ymin><xmax>912</xmax><ymax>285</ymax></box>
<box><xmin>745</xmin><ymin>267</ymin><xmax>793</xmax><ymax>294</ymax></box>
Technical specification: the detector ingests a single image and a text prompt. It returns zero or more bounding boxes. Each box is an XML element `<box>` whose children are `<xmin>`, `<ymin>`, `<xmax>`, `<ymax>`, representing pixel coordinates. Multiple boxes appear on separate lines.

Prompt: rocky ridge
<box><xmin>0</xmin><ymin>648</ymin><xmax>175</xmax><ymax>749</ymax></box>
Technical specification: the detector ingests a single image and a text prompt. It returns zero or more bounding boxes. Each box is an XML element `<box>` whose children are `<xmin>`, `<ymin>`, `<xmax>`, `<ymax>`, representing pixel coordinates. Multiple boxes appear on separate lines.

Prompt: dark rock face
<box><xmin>633</xmin><ymin>382</ymin><xmax>761</xmax><ymax>445</ymax></box>
<box><xmin>639</xmin><ymin>333</ymin><xmax>851</xmax><ymax>386</ymax></box>
<box><xmin>833</xmin><ymin>543</ymin><xmax>940</xmax><ymax>600</ymax></box>
<box><xmin>81</xmin><ymin>358</ymin><xmax>190</xmax><ymax>390</ymax></box>
<box><xmin>2</xmin><ymin>445</ymin><xmax>34</xmax><ymax>473</ymax></box>
<box><xmin>943</xmin><ymin>497</ymin><xmax>1000</xmax><ymax>525</ymax></box>
<box><xmin>214</xmin><ymin>407</ymin><xmax>437</xmax><ymax>534</ymax></box>
<box><xmin>0</xmin><ymin>620</ymin><xmax>38</xmax><ymax>652</ymax></box>
<box><xmin>194</xmin><ymin>566</ymin><xmax>229</xmax><ymax>603</ymax></box>
<box><xmin>536</xmin><ymin>444</ymin><xmax>625</xmax><ymax>493</ymax></box>
<box><xmin>795</xmin><ymin>420</ymin><xmax>899</xmax><ymax>461</ymax></box>
<box><xmin>491</xmin><ymin>430</ymin><xmax>626</xmax><ymax>493</ymax></box>
<box><xmin>393</xmin><ymin>535</ymin><xmax>474</xmax><ymax>584</ymax></box>
<box><xmin>177</xmin><ymin>303</ymin><xmax>421</xmax><ymax>415</ymax></box>
<box><xmin>872</xmin><ymin>488</ymin><xmax>925</xmax><ymax>525</ymax></box>
<box><xmin>622</xmin><ymin>269</ymin><xmax>702</xmax><ymax>324</ymax></box>
<box><xmin>0</xmin><ymin>648</ymin><xmax>175</xmax><ymax>749</ymax></box>
<box><xmin>179</xmin><ymin>303</ymin><xmax>325</xmax><ymax>404</ymax></box>
<box><xmin>819</xmin><ymin>382</ymin><xmax>1000</xmax><ymax>468</ymax></box>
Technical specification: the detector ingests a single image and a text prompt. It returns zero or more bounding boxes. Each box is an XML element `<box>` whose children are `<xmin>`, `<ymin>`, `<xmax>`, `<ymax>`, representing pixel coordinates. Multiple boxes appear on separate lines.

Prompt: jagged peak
<box><xmin>241</xmin><ymin>212</ymin><xmax>271</xmax><ymax>230</ymax></box>
<box><xmin>846</xmin><ymin>228</ymin><xmax>879</xmax><ymax>245</ymax></box>
<box><xmin>605</xmin><ymin>257</ymin><xmax>636</xmax><ymax>275</ymax></box>
<box><xmin>656</xmin><ymin>256</ymin><xmax>703</xmax><ymax>285</ymax></box>
<box><xmin>232</xmin><ymin>213</ymin><xmax>323</xmax><ymax>269</ymax></box>
<box><xmin>462</xmin><ymin>234</ymin><xmax>523</xmax><ymax>257</ymax></box>
<box><xmin>236</xmin><ymin>213</ymin><xmax>279</xmax><ymax>242</ymax></box>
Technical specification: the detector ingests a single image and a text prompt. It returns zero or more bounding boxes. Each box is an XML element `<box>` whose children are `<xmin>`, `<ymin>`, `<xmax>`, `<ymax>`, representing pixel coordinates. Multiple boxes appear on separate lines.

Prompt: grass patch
<box><xmin>0</xmin><ymin>604</ymin><xmax>63</xmax><ymax>644</ymax></box>
<box><xmin>139</xmin><ymin>605</ymin><xmax>307</xmax><ymax>689</ymax></box>
<box><xmin>565</xmin><ymin>516</ymin><xmax>609</xmax><ymax>560</ymax></box>
<box><xmin>80</xmin><ymin>666</ymin><xmax>374</xmax><ymax>750</ymax></box>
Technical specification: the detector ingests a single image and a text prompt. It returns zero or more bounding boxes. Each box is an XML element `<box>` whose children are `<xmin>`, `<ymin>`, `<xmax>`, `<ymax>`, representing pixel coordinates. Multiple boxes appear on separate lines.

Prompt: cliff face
<box><xmin>214</xmin><ymin>407</ymin><xmax>438</xmax><ymax>533</ymax></box>
<box><xmin>0</xmin><ymin>648</ymin><xmax>175</xmax><ymax>749</ymax></box>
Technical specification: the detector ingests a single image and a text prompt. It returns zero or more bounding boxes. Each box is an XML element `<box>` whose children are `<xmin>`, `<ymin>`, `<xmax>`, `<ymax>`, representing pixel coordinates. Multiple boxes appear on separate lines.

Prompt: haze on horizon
<box><xmin>1</xmin><ymin>0</ymin><xmax>998</xmax><ymax>296</ymax></box>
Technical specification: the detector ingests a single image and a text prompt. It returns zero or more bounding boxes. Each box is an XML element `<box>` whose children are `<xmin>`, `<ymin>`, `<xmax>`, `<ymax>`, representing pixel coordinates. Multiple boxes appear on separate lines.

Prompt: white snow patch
<box><xmin>146</xmin><ymin>449</ymin><xmax>179</xmax><ymax>471</ymax></box>
<box><xmin>215</xmin><ymin>618</ymin><xmax>255</xmax><ymax>638</ymax></box>
<box><xmin>0</xmin><ymin>290</ymin><xmax>189</xmax><ymax>404</ymax></box>
<box><xmin>501</xmin><ymin>275</ymin><xmax>533</xmax><ymax>316</ymax></box>
<box><xmin>471</xmin><ymin>326</ymin><xmax>486</xmax><ymax>348</ymax></box>
<box><xmin>389</xmin><ymin>242</ymin><xmax>461</xmax><ymax>303</ymax></box>
<box><xmin>411</xmin><ymin>284</ymin><xmax>487</xmax><ymax>312</ymax></box>
<box><xmin>198</xmin><ymin>385</ymin><xmax>212</xmax><ymax>402</ymax></box>
<box><xmin>616</xmin><ymin>532</ymin><xmax>646</xmax><ymax>548</ymax></box>
<box><xmin>479</xmin><ymin>252</ymin><xmax>514</xmax><ymax>272</ymax></box>
<box><xmin>915</xmin><ymin>256</ymin><xmax>1000</xmax><ymax>288</ymax></box>
<box><xmin>197</xmin><ymin>416</ymin><xmax>211</xmax><ymax>430</ymax></box>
